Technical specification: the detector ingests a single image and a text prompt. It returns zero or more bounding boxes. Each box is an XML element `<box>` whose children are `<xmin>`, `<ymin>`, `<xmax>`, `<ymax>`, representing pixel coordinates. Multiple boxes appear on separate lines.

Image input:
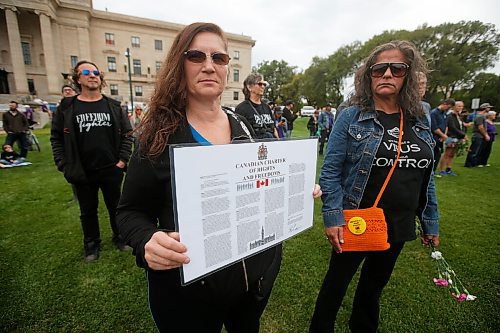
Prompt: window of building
<box><xmin>21</xmin><ymin>42</ymin><xmax>32</xmax><ymax>65</ymax></box>
<box><xmin>233</xmin><ymin>50</ymin><xmax>240</xmax><ymax>60</ymax></box>
<box><xmin>110</xmin><ymin>84</ymin><xmax>119</xmax><ymax>95</ymax></box>
<box><xmin>131</xmin><ymin>36</ymin><xmax>140</xmax><ymax>48</ymax></box>
<box><xmin>105</xmin><ymin>33</ymin><xmax>115</xmax><ymax>45</ymax></box>
<box><xmin>133</xmin><ymin>59</ymin><xmax>141</xmax><ymax>75</ymax></box>
<box><xmin>70</xmin><ymin>55</ymin><xmax>78</xmax><ymax>69</ymax></box>
<box><xmin>155</xmin><ymin>61</ymin><xmax>162</xmax><ymax>73</ymax></box>
<box><xmin>233</xmin><ymin>91</ymin><xmax>239</xmax><ymax>101</ymax></box>
<box><xmin>233</xmin><ymin>69</ymin><xmax>239</xmax><ymax>82</ymax></box>
<box><xmin>27</xmin><ymin>78</ymin><xmax>36</xmax><ymax>95</ymax></box>
<box><xmin>154</xmin><ymin>39</ymin><xmax>163</xmax><ymax>51</ymax></box>
<box><xmin>107</xmin><ymin>57</ymin><xmax>116</xmax><ymax>72</ymax></box>
<box><xmin>135</xmin><ymin>85</ymin><xmax>143</xmax><ymax>97</ymax></box>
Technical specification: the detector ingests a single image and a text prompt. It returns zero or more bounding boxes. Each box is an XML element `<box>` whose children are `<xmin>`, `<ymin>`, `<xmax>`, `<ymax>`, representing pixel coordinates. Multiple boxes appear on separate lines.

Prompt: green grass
<box><xmin>1</xmin><ymin>120</ymin><xmax>499</xmax><ymax>332</ymax></box>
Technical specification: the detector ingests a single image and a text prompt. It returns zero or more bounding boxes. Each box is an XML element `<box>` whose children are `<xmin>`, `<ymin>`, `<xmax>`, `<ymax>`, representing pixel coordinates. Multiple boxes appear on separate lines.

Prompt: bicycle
<box><xmin>26</xmin><ymin>126</ymin><xmax>41</xmax><ymax>152</ymax></box>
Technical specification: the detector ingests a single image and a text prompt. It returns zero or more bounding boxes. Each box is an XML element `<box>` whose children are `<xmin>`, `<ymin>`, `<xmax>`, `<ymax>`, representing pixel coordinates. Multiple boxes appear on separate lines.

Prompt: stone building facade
<box><xmin>0</xmin><ymin>0</ymin><xmax>254</xmax><ymax>107</ymax></box>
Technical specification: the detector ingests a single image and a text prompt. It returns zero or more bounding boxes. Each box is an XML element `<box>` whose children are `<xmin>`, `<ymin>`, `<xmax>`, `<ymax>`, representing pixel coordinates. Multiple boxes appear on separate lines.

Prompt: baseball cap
<box><xmin>479</xmin><ymin>103</ymin><xmax>493</xmax><ymax>109</ymax></box>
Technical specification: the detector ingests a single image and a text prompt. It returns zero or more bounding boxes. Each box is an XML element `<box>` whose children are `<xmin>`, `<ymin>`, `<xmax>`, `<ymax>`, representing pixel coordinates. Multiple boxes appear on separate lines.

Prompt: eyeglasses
<box><xmin>369</xmin><ymin>62</ymin><xmax>409</xmax><ymax>78</ymax></box>
<box><xmin>184</xmin><ymin>50</ymin><xmax>231</xmax><ymax>65</ymax></box>
<box><xmin>256</xmin><ymin>82</ymin><xmax>267</xmax><ymax>87</ymax></box>
<box><xmin>80</xmin><ymin>69</ymin><xmax>100</xmax><ymax>76</ymax></box>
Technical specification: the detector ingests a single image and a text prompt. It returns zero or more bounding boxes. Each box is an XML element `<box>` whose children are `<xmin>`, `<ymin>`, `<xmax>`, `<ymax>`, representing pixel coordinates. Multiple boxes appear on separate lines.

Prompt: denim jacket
<box><xmin>318</xmin><ymin>105</ymin><xmax>439</xmax><ymax>235</ymax></box>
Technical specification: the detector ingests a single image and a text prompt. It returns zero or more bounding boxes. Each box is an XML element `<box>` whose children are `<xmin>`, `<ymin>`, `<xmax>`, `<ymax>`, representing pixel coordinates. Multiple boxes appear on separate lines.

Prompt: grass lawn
<box><xmin>1</xmin><ymin>118</ymin><xmax>499</xmax><ymax>332</ymax></box>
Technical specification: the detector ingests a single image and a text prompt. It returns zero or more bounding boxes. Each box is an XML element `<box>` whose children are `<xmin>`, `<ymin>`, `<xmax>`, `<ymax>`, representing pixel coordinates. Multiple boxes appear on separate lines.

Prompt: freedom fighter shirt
<box><xmin>360</xmin><ymin>111</ymin><xmax>433</xmax><ymax>242</ymax></box>
<box><xmin>73</xmin><ymin>98</ymin><xmax>117</xmax><ymax>171</ymax></box>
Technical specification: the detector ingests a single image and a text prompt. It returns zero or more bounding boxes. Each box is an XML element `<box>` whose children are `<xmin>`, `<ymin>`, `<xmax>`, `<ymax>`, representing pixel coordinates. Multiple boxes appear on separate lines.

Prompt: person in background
<box><xmin>430</xmin><ymin>99</ymin><xmax>455</xmax><ymax>177</ymax></box>
<box><xmin>130</xmin><ymin>105</ymin><xmax>144</xmax><ymax>129</ymax></box>
<box><xmin>116</xmin><ymin>22</ymin><xmax>321</xmax><ymax>333</ymax></box>
<box><xmin>464</xmin><ymin>103</ymin><xmax>491</xmax><ymax>167</ymax></box>
<box><xmin>51</xmin><ymin>60</ymin><xmax>133</xmax><ymax>262</ymax></box>
<box><xmin>0</xmin><ymin>144</ymin><xmax>24</xmax><ymax>165</ymax></box>
<box><xmin>310</xmin><ymin>40</ymin><xmax>439</xmax><ymax>333</ymax></box>
<box><xmin>477</xmin><ymin>110</ymin><xmax>496</xmax><ymax>167</ymax></box>
<box><xmin>59</xmin><ymin>84</ymin><xmax>79</xmax><ymax>202</ymax></box>
<box><xmin>235</xmin><ymin>73</ymin><xmax>277</xmax><ymax>139</ymax></box>
<box><xmin>317</xmin><ymin>104</ymin><xmax>334</xmax><ymax>155</ymax></box>
<box><xmin>282</xmin><ymin>100</ymin><xmax>297</xmax><ymax>138</ymax></box>
<box><xmin>2</xmin><ymin>101</ymin><xmax>29</xmax><ymax>159</ymax></box>
<box><xmin>307</xmin><ymin>109</ymin><xmax>319</xmax><ymax>137</ymax></box>
<box><xmin>274</xmin><ymin>106</ymin><xmax>288</xmax><ymax>138</ymax></box>
<box><xmin>438</xmin><ymin>101</ymin><xmax>467</xmax><ymax>176</ymax></box>
<box><xmin>62</xmin><ymin>84</ymin><xmax>77</xmax><ymax>98</ymax></box>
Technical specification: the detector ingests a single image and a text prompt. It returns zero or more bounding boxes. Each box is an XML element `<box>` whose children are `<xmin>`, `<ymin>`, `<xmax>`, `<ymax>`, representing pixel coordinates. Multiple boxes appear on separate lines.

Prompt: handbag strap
<box><xmin>373</xmin><ymin>108</ymin><xmax>404</xmax><ymax>208</ymax></box>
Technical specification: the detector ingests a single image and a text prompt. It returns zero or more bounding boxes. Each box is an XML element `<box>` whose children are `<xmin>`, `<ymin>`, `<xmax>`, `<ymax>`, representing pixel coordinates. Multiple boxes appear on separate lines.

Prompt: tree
<box><xmin>453</xmin><ymin>72</ymin><xmax>500</xmax><ymax>110</ymax></box>
<box><xmin>252</xmin><ymin>60</ymin><xmax>297</xmax><ymax>103</ymax></box>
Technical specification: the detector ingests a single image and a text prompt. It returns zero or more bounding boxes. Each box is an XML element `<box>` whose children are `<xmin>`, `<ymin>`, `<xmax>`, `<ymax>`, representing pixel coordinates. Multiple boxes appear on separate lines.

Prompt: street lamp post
<box><xmin>125</xmin><ymin>47</ymin><xmax>134</xmax><ymax>111</ymax></box>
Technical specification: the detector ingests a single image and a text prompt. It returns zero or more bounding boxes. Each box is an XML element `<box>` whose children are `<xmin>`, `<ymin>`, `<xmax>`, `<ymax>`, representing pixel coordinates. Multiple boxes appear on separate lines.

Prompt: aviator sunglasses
<box><xmin>370</xmin><ymin>62</ymin><xmax>409</xmax><ymax>78</ymax></box>
<box><xmin>184</xmin><ymin>50</ymin><xmax>231</xmax><ymax>65</ymax></box>
<box><xmin>80</xmin><ymin>69</ymin><xmax>100</xmax><ymax>76</ymax></box>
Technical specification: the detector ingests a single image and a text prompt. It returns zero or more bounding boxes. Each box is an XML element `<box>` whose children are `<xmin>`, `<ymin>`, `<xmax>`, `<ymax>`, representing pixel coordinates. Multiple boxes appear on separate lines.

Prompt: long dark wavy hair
<box><xmin>351</xmin><ymin>40</ymin><xmax>428</xmax><ymax>117</ymax></box>
<box><xmin>137</xmin><ymin>22</ymin><xmax>228</xmax><ymax>158</ymax></box>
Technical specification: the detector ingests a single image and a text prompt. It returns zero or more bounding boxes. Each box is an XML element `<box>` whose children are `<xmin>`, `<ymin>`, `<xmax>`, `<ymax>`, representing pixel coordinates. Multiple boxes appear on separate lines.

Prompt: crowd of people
<box><xmin>2</xmin><ymin>20</ymin><xmax>497</xmax><ymax>333</ymax></box>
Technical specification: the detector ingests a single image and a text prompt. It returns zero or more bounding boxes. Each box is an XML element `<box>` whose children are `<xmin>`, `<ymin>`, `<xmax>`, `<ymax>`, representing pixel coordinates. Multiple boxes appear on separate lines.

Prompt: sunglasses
<box><xmin>370</xmin><ymin>62</ymin><xmax>409</xmax><ymax>78</ymax></box>
<box><xmin>184</xmin><ymin>50</ymin><xmax>231</xmax><ymax>65</ymax></box>
<box><xmin>80</xmin><ymin>69</ymin><xmax>100</xmax><ymax>76</ymax></box>
<box><xmin>256</xmin><ymin>82</ymin><xmax>267</xmax><ymax>87</ymax></box>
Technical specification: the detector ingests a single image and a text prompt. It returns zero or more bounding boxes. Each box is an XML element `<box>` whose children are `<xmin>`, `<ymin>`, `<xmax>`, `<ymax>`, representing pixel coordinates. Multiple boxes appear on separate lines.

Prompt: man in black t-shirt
<box><xmin>235</xmin><ymin>73</ymin><xmax>277</xmax><ymax>139</ymax></box>
<box><xmin>51</xmin><ymin>60</ymin><xmax>133</xmax><ymax>262</ymax></box>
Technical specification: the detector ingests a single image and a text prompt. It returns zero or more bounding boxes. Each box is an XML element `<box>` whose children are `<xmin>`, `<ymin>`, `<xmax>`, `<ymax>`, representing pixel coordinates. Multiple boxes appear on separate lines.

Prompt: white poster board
<box><xmin>170</xmin><ymin>138</ymin><xmax>318</xmax><ymax>284</ymax></box>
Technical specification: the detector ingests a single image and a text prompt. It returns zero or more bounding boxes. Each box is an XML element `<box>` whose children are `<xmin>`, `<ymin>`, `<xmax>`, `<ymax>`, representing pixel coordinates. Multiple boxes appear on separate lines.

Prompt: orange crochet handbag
<box><xmin>341</xmin><ymin>109</ymin><xmax>404</xmax><ymax>252</ymax></box>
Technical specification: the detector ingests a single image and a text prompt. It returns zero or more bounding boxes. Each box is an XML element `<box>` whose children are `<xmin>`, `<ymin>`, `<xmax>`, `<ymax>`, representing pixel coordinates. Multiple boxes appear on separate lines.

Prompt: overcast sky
<box><xmin>93</xmin><ymin>0</ymin><xmax>500</xmax><ymax>73</ymax></box>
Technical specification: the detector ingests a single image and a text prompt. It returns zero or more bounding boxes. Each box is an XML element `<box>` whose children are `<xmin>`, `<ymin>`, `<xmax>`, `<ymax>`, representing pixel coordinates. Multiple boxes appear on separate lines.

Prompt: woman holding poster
<box><xmin>117</xmin><ymin>22</ymin><xmax>320</xmax><ymax>333</ymax></box>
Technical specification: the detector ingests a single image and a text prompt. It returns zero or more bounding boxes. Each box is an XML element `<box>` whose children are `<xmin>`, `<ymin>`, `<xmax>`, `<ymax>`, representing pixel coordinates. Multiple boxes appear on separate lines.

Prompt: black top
<box><xmin>360</xmin><ymin>111</ymin><xmax>433</xmax><ymax>243</ymax></box>
<box><xmin>447</xmin><ymin>113</ymin><xmax>466</xmax><ymax>139</ymax></box>
<box><xmin>1</xmin><ymin>150</ymin><xmax>20</xmax><ymax>163</ymax></box>
<box><xmin>235</xmin><ymin>100</ymin><xmax>275</xmax><ymax>138</ymax></box>
<box><xmin>282</xmin><ymin>107</ymin><xmax>297</xmax><ymax>130</ymax></box>
<box><xmin>73</xmin><ymin>99</ymin><xmax>117</xmax><ymax>170</ymax></box>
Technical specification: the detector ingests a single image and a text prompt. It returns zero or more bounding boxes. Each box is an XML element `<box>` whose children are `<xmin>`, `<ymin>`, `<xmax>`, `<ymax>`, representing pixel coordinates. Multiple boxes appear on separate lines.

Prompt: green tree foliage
<box><xmin>252</xmin><ymin>60</ymin><xmax>297</xmax><ymax>104</ymax></box>
<box><xmin>453</xmin><ymin>73</ymin><xmax>500</xmax><ymax>110</ymax></box>
<box><xmin>300</xmin><ymin>42</ymin><xmax>361</xmax><ymax>107</ymax></box>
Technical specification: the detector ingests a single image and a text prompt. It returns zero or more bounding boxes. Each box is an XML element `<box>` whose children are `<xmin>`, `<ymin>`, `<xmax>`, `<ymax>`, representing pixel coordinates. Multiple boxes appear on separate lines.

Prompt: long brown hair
<box><xmin>351</xmin><ymin>40</ymin><xmax>427</xmax><ymax>117</ymax></box>
<box><xmin>137</xmin><ymin>22</ymin><xmax>228</xmax><ymax>158</ymax></box>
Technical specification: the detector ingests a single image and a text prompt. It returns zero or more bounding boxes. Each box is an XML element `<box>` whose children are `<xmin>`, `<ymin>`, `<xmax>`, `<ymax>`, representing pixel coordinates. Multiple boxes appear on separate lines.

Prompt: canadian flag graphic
<box><xmin>256</xmin><ymin>179</ymin><xmax>269</xmax><ymax>188</ymax></box>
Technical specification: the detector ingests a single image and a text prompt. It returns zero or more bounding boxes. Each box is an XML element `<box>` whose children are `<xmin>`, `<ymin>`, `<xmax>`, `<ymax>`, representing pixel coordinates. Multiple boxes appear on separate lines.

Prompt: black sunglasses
<box><xmin>370</xmin><ymin>62</ymin><xmax>409</xmax><ymax>78</ymax></box>
<box><xmin>80</xmin><ymin>69</ymin><xmax>100</xmax><ymax>76</ymax></box>
<box><xmin>256</xmin><ymin>82</ymin><xmax>267</xmax><ymax>87</ymax></box>
<box><xmin>184</xmin><ymin>50</ymin><xmax>231</xmax><ymax>65</ymax></box>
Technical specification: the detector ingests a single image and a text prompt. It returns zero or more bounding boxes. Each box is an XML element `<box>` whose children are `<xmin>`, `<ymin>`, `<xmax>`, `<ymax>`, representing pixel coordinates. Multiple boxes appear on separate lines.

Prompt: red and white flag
<box><xmin>256</xmin><ymin>179</ymin><xmax>269</xmax><ymax>188</ymax></box>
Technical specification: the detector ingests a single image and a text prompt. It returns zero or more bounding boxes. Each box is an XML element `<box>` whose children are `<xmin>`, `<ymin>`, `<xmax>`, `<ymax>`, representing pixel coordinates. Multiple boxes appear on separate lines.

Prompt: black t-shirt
<box><xmin>360</xmin><ymin>111</ymin><xmax>433</xmax><ymax>243</ymax></box>
<box><xmin>73</xmin><ymin>98</ymin><xmax>117</xmax><ymax>171</ymax></box>
<box><xmin>235</xmin><ymin>100</ymin><xmax>275</xmax><ymax>139</ymax></box>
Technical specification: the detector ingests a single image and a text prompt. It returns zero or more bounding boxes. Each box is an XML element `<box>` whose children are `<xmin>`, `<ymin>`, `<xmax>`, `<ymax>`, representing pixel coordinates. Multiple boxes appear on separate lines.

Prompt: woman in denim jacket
<box><xmin>310</xmin><ymin>41</ymin><xmax>439</xmax><ymax>333</ymax></box>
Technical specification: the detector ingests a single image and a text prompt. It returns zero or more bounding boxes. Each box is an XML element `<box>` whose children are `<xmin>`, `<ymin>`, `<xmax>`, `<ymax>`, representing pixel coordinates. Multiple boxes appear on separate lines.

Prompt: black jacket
<box><xmin>2</xmin><ymin>110</ymin><xmax>29</xmax><ymax>133</ymax></box>
<box><xmin>282</xmin><ymin>106</ymin><xmax>297</xmax><ymax>130</ymax></box>
<box><xmin>116</xmin><ymin>109</ymin><xmax>281</xmax><ymax>295</ymax></box>
<box><xmin>50</xmin><ymin>95</ymin><xmax>133</xmax><ymax>184</ymax></box>
<box><xmin>447</xmin><ymin>112</ymin><xmax>466</xmax><ymax>139</ymax></box>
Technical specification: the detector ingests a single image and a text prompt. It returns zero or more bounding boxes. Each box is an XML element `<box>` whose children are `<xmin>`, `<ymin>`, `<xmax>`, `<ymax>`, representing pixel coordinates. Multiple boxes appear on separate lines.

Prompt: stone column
<box><xmin>38</xmin><ymin>12</ymin><xmax>59</xmax><ymax>95</ymax></box>
<box><xmin>77</xmin><ymin>26</ymin><xmax>91</xmax><ymax>61</ymax></box>
<box><xmin>4</xmin><ymin>6</ymin><xmax>29</xmax><ymax>94</ymax></box>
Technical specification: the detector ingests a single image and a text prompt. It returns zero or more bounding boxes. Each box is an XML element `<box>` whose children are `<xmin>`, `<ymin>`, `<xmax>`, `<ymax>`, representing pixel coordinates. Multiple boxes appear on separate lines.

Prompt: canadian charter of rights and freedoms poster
<box><xmin>170</xmin><ymin>138</ymin><xmax>318</xmax><ymax>284</ymax></box>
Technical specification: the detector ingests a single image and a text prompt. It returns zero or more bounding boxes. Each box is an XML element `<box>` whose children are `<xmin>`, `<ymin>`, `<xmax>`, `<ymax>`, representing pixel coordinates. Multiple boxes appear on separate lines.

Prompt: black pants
<box><xmin>464</xmin><ymin>137</ymin><xmax>484</xmax><ymax>167</ymax></box>
<box><xmin>319</xmin><ymin>129</ymin><xmax>330</xmax><ymax>154</ymax></box>
<box><xmin>477</xmin><ymin>140</ymin><xmax>493</xmax><ymax>166</ymax></box>
<box><xmin>5</xmin><ymin>132</ymin><xmax>29</xmax><ymax>158</ymax></box>
<box><xmin>74</xmin><ymin>166</ymin><xmax>124</xmax><ymax>249</ymax></box>
<box><xmin>147</xmin><ymin>246</ymin><xmax>282</xmax><ymax>333</ymax></box>
<box><xmin>433</xmin><ymin>141</ymin><xmax>443</xmax><ymax>171</ymax></box>
<box><xmin>310</xmin><ymin>243</ymin><xmax>405</xmax><ymax>333</ymax></box>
